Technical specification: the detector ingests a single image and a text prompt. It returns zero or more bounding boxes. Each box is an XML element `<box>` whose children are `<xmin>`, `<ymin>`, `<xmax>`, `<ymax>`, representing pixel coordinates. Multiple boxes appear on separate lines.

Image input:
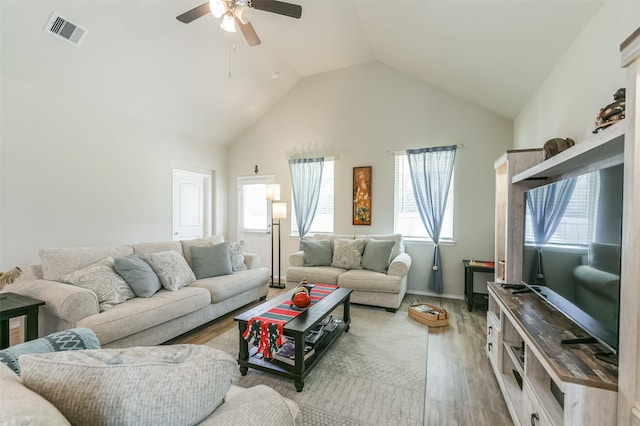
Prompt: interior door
<box><xmin>173</xmin><ymin>169</ymin><xmax>209</xmax><ymax>241</ymax></box>
<box><xmin>238</xmin><ymin>176</ymin><xmax>274</xmax><ymax>271</ymax></box>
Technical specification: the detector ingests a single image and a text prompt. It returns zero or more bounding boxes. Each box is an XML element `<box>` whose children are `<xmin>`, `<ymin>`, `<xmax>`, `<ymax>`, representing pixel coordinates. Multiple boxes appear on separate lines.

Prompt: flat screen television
<box><xmin>521</xmin><ymin>163</ymin><xmax>623</xmax><ymax>354</ymax></box>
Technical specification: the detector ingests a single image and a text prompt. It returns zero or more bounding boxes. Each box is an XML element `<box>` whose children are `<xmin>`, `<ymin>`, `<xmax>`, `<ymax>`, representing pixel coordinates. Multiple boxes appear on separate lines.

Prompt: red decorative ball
<box><xmin>291</xmin><ymin>286</ymin><xmax>311</xmax><ymax>308</ymax></box>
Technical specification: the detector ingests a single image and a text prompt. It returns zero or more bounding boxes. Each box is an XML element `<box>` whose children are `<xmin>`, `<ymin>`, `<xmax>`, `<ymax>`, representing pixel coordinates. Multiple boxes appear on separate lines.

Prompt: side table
<box><xmin>463</xmin><ymin>260</ymin><xmax>494</xmax><ymax>311</ymax></box>
<box><xmin>0</xmin><ymin>292</ymin><xmax>45</xmax><ymax>349</ymax></box>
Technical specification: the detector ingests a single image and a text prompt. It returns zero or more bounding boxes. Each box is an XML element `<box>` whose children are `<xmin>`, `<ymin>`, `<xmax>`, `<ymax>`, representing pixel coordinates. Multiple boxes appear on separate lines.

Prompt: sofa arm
<box><xmin>388</xmin><ymin>253</ymin><xmax>412</xmax><ymax>278</ymax></box>
<box><xmin>289</xmin><ymin>251</ymin><xmax>304</xmax><ymax>267</ymax></box>
<box><xmin>200</xmin><ymin>385</ymin><xmax>300</xmax><ymax>425</ymax></box>
<box><xmin>243</xmin><ymin>253</ymin><xmax>261</xmax><ymax>269</ymax></box>
<box><xmin>6</xmin><ymin>279</ymin><xmax>99</xmax><ymax>323</ymax></box>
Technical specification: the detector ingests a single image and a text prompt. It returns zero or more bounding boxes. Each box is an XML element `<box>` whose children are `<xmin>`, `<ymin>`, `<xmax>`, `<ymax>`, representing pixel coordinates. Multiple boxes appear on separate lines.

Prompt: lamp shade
<box><xmin>209</xmin><ymin>0</ymin><xmax>226</xmax><ymax>18</ymax></box>
<box><xmin>272</xmin><ymin>202</ymin><xmax>287</xmax><ymax>220</ymax></box>
<box><xmin>266</xmin><ymin>183</ymin><xmax>281</xmax><ymax>201</ymax></box>
<box><xmin>220</xmin><ymin>13</ymin><xmax>236</xmax><ymax>32</ymax></box>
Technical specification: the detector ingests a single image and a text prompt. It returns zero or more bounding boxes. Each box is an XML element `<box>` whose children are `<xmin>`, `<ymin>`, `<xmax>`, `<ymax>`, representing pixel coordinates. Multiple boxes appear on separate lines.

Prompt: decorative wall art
<box><xmin>353</xmin><ymin>166</ymin><xmax>372</xmax><ymax>225</ymax></box>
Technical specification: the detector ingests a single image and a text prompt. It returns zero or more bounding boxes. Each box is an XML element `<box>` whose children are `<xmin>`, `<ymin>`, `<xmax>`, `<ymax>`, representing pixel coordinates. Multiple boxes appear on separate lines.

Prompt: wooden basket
<box><xmin>409</xmin><ymin>303</ymin><xmax>449</xmax><ymax>327</ymax></box>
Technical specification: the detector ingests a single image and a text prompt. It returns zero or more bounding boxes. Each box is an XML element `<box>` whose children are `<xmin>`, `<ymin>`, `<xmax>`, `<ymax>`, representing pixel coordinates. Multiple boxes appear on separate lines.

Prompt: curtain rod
<box><xmin>285</xmin><ymin>156</ymin><xmax>338</xmax><ymax>161</ymax></box>
<box><xmin>387</xmin><ymin>145</ymin><xmax>464</xmax><ymax>156</ymax></box>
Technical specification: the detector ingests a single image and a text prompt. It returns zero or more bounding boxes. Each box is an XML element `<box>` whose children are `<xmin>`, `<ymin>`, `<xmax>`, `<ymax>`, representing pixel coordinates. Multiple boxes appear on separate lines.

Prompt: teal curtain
<box><xmin>407</xmin><ymin>145</ymin><xmax>457</xmax><ymax>294</ymax></box>
<box><xmin>289</xmin><ymin>158</ymin><xmax>324</xmax><ymax>247</ymax></box>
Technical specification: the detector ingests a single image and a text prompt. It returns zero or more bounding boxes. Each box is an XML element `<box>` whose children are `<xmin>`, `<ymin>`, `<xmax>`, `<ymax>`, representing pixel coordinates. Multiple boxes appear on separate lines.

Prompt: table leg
<box><xmin>237</xmin><ymin>322</ymin><xmax>249</xmax><ymax>375</ymax></box>
<box><xmin>0</xmin><ymin>318</ymin><xmax>9</xmax><ymax>349</ymax></box>
<box><xmin>25</xmin><ymin>307</ymin><xmax>39</xmax><ymax>341</ymax></box>
<box><xmin>343</xmin><ymin>294</ymin><xmax>351</xmax><ymax>332</ymax></box>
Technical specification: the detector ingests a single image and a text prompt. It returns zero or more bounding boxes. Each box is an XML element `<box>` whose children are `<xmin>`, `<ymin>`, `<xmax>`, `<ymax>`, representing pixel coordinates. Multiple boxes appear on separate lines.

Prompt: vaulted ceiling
<box><xmin>0</xmin><ymin>0</ymin><xmax>603</xmax><ymax>145</ymax></box>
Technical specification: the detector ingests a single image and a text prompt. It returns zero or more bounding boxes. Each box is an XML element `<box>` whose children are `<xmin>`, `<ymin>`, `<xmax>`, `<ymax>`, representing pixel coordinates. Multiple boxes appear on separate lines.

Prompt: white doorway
<box><xmin>172</xmin><ymin>169</ymin><xmax>211</xmax><ymax>241</ymax></box>
<box><xmin>237</xmin><ymin>176</ymin><xmax>274</xmax><ymax>271</ymax></box>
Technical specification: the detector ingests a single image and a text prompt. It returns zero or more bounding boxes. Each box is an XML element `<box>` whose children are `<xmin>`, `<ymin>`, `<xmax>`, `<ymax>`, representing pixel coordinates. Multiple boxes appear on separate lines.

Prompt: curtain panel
<box><xmin>406</xmin><ymin>145</ymin><xmax>457</xmax><ymax>294</ymax></box>
<box><xmin>288</xmin><ymin>158</ymin><xmax>324</xmax><ymax>247</ymax></box>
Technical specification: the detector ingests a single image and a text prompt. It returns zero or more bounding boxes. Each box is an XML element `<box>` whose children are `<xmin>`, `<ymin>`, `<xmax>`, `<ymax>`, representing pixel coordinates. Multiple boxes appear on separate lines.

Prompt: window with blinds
<box><xmin>524</xmin><ymin>172</ymin><xmax>600</xmax><ymax>246</ymax></box>
<box><xmin>291</xmin><ymin>159</ymin><xmax>334</xmax><ymax>235</ymax></box>
<box><xmin>394</xmin><ymin>154</ymin><xmax>454</xmax><ymax>240</ymax></box>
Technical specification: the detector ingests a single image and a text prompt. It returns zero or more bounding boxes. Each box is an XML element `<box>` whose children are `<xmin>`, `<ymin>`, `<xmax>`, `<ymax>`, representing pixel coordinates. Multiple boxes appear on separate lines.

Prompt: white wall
<box><xmin>514</xmin><ymin>1</ymin><xmax>640</xmax><ymax>149</ymax></box>
<box><xmin>228</xmin><ymin>62</ymin><xmax>512</xmax><ymax>297</ymax></box>
<box><xmin>0</xmin><ymin>75</ymin><xmax>228</xmax><ymax>270</ymax></box>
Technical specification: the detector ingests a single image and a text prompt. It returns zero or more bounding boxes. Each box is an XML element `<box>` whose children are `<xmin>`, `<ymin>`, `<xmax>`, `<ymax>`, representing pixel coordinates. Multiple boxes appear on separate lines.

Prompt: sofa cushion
<box><xmin>286</xmin><ymin>266</ymin><xmax>346</xmax><ymax>286</ymax></box>
<box><xmin>20</xmin><ymin>345</ymin><xmax>237</xmax><ymax>426</ymax></box>
<box><xmin>302</xmin><ymin>240</ymin><xmax>333</xmax><ymax>266</ymax></box>
<box><xmin>181</xmin><ymin>235</ymin><xmax>225</xmax><ymax>267</ymax></box>
<box><xmin>356</xmin><ymin>234</ymin><xmax>403</xmax><ymax>259</ymax></box>
<box><xmin>58</xmin><ymin>257</ymin><xmax>135</xmax><ymax>312</ymax></box>
<box><xmin>191</xmin><ymin>243</ymin><xmax>233</xmax><ymax>279</ymax></box>
<box><xmin>77</xmin><ymin>287</ymin><xmax>211</xmax><ymax>345</ymax></box>
<box><xmin>338</xmin><ymin>269</ymin><xmax>403</xmax><ymax>293</ymax></box>
<box><xmin>141</xmin><ymin>250</ymin><xmax>196</xmax><ymax>291</ymax></box>
<box><xmin>40</xmin><ymin>245</ymin><xmax>134</xmax><ymax>281</ymax></box>
<box><xmin>0</xmin><ymin>362</ymin><xmax>71</xmax><ymax>426</ymax></box>
<box><xmin>331</xmin><ymin>238</ymin><xmax>366</xmax><ymax>269</ymax></box>
<box><xmin>0</xmin><ymin>328</ymin><xmax>100</xmax><ymax>376</ymax></box>
<box><xmin>190</xmin><ymin>268</ymin><xmax>270</xmax><ymax>303</ymax></box>
<box><xmin>229</xmin><ymin>241</ymin><xmax>248</xmax><ymax>272</ymax></box>
<box><xmin>114</xmin><ymin>254</ymin><xmax>162</xmax><ymax>298</ymax></box>
<box><xmin>361</xmin><ymin>239</ymin><xmax>395</xmax><ymax>273</ymax></box>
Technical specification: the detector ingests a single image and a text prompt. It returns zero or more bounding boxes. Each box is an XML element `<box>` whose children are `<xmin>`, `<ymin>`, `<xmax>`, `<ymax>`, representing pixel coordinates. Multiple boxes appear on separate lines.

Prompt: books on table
<box><xmin>273</xmin><ymin>337</ymin><xmax>315</xmax><ymax>366</ymax></box>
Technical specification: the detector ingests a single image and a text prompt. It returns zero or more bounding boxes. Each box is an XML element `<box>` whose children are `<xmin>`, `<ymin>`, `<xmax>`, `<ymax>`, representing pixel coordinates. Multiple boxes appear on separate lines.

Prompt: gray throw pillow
<box><xmin>361</xmin><ymin>239</ymin><xmax>396</xmax><ymax>273</ymax></box>
<box><xmin>302</xmin><ymin>240</ymin><xmax>333</xmax><ymax>266</ymax></box>
<box><xmin>190</xmin><ymin>243</ymin><xmax>233</xmax><ymax>279</ymax></box>
<box><xmin>229</xmin><ymin>241</ymin><xmax>247</xmax><ymax>272</ymax></box>
<box><xmin>114</xmin><ymin>255</ymin><xmax>162</xmax><ymax>298</ymax></box>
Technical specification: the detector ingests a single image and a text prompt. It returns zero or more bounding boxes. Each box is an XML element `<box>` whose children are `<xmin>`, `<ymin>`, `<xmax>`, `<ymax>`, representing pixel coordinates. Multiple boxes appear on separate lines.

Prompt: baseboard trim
<box><xmin>406</xmin><ymin>290</ymin><xmax>465</xmax><ymax>301</ymax></box>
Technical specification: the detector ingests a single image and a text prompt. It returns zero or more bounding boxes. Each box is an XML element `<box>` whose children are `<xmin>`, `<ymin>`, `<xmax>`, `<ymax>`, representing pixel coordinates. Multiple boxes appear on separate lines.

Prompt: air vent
<box><xmin>43</xmin><ymin>12</ymin><xmax>88</xmax><ymax>46</ymax></box>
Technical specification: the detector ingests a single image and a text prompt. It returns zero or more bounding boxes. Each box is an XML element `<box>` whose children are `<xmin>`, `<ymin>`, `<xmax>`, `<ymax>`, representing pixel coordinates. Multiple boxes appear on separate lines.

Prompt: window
<box><xmin>393</xmin><ymin>154</ymin><xmax>454</xmax><ymax>240</ymax></box>
<box><xmin>241</xmin><ymin>183</ymin><xmax>268</xmax><ymax>231</ymax></box>
<box><xmin>524</xmin><ymin>172</ymin><xmax>601</xmax><ymax>247</ymax></box>
<box><xmin>291</xmin><ymin>160</ymin><xmax>334</xmax><ymax>235</ymax></box>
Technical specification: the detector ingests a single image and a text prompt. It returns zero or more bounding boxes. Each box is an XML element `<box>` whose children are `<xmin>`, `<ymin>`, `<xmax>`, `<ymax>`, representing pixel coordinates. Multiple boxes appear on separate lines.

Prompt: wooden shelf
<box><xmin>512</xmin><ymin>122</ymin><xmax>625</xmax><ymax>183</ymax></box>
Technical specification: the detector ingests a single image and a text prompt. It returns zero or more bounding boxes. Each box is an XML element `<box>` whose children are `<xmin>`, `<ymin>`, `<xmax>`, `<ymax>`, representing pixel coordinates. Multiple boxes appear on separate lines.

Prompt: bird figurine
<box><xmin>0</xmin><ymin>266</ymin><xmax>22</xmax><ymax>290</ymax></box>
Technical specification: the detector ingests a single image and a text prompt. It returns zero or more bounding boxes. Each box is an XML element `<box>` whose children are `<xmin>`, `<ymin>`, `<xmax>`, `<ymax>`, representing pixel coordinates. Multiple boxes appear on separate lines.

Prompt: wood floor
<box><xmin>168</xmin><ymin>288</ymin><xmax>512</xmax><ymax>426</ymax></box>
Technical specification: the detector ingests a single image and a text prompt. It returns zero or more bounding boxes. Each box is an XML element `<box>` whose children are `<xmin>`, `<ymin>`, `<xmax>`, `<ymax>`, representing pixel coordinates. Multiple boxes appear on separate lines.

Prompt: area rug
<box><xmin>205</xmin><ymin>301</ymin><xmax>428</xmax><ymax>425</ymax></box>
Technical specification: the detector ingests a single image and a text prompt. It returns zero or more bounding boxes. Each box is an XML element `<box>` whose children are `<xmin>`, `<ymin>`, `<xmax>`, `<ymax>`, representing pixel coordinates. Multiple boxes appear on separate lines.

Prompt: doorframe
<box><xmin>171</xmin><ymin>162</ymin><xmax>214</xmax><ymax>240</ymax></box>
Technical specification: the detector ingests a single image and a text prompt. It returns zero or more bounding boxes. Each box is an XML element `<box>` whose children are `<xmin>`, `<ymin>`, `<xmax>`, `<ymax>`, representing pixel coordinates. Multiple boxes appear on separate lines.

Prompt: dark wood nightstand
<box><xmin>0</xmin><ymin>292</ymin><xmax>45</xmax><ymax>348</ymax></box>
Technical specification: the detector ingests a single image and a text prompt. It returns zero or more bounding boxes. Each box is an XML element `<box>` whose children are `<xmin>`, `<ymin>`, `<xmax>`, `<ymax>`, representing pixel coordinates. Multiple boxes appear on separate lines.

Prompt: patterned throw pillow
<box><xmin>229</xmin><ymin>241</ymin><xmax>248</xmax><ymax>272</ymax></box>
<box><xmin>0</xmin><ymin>328</ymin><xmax>100</xmax><ymax>376</ymax></box>
<box><xmin>19</xmin><ymin>345</ymin><xmax>237</xmax><ymax>426</ymax></box>
<box><xmin>140</xmin><ymin>250</ymin><xmax>196</xmax><ymax>291</ymax></box>
<box><xmin>58</xmin><ymin>257</ymin><xmax>135</xmax><ymax>311</ymax></box>
<box><xmin>331</xmin><ymin>238</ymin><xmax>366</xmax><ymax>269</ymax></box>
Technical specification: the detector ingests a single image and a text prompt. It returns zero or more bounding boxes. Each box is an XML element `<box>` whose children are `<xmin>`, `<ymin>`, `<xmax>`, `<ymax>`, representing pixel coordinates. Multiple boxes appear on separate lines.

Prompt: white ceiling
<box><xmin>0</xmin><ymin>0</ymin><xmax>604</xmax><ymax>145</ymax></box>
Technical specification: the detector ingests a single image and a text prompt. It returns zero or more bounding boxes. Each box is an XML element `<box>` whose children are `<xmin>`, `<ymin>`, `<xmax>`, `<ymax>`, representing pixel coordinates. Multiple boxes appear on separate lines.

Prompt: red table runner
<box><xmin>243</xmin><ymin>283</ymin><xmax>338</xmax><ymax>358</ymax></box>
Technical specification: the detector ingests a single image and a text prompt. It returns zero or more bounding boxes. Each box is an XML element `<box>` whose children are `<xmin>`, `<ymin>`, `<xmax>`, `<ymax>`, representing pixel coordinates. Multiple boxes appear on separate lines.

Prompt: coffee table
<box><xmin>0</xmin><ymin>292</ymin><xmax>45</xmax><ymax>349</ymax></box>
<box><xmin>234</xmin><ymin>286</ymin><xmax>352</xmax><ymax>391</ymax></box>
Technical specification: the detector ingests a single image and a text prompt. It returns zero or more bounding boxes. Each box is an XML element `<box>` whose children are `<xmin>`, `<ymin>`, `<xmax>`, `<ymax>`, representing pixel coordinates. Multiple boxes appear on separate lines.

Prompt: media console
<box><xmin>487</xmin><ymin>282</ymin><xmax>618</xmax><ymax>425</ymax></box>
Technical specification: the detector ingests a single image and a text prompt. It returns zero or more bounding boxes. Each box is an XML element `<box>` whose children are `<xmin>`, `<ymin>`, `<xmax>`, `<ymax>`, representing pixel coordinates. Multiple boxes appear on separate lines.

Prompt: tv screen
<box><xmin>522</xmin><ymin>163</ymin><xmax>623</xmax><ymax>352</ymax></box>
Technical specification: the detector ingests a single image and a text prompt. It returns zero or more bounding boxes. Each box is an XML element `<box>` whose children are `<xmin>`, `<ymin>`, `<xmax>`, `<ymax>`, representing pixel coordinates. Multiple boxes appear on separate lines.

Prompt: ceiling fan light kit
<box><xmin>177</xmin><ymin>0</ymin><xmax>302</xmax><ymax>47</ymax></box>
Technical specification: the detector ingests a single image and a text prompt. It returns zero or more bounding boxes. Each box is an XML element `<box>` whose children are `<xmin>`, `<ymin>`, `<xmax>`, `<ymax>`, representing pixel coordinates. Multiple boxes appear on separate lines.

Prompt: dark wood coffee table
<box><xmin>235</xmin><ymin>286</ymin><xmax>352</xmax><ymax>391</ymax></box>
<box><xmin>0</xmin><ymin>292</ymin><xmax>45</xmax><ymax>349</ymax></box>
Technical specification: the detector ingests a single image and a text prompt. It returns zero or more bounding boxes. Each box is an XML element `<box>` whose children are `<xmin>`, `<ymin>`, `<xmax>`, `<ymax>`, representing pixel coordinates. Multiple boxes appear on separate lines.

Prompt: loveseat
<box><xmin>0</xmin><ymin>328</ymin><xmax>300</xmax><ymax>425</ymax></box>
<box><xmin>286</xmin><ymin>233</ymin><xmax>411</xmax><ymax>312</ymax></box>
<box><xmin>5</xmin><ymin>236</ymin><xmax>270</xmax><ymax>347</ymax></box>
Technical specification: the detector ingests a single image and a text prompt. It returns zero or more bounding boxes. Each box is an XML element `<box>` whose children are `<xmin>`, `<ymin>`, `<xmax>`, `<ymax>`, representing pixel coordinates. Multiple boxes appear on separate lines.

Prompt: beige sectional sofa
<box><xmin>286</xmin><ymin>233</ymin><xmax>411</xmax><ymax>312</ymax></box>
<box><xmin>7</xmin><ymin>236</ymin><xmax>270</xmax><ymax>347</ymax></box>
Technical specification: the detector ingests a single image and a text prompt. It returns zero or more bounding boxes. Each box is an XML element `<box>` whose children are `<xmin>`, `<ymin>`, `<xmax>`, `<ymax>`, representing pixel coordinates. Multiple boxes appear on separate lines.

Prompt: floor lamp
<box><xmin>271</xmin><ymin>201</ymin><xmax>287</xmax><ymax>289</ymax></box>
<box><xmin>266</xmin><ymin>184</ymin><xmax>282</xmax><ymax>288</ymax></box>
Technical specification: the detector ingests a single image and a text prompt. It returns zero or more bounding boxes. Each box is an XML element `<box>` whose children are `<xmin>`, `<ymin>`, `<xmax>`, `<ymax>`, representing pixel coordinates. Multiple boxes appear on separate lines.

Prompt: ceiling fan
<box><xmin>176</xmin><ymin>0</ymin><xmax>302</xmax><ymax>47</ymax></box>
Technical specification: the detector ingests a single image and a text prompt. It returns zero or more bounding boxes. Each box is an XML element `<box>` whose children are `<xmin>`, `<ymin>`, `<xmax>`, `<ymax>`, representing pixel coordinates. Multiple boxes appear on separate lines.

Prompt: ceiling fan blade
<box><xmin>235</xmin><ymin>17</ymin><xmax>261</xmax><ymax>46</ymax></box>
<box><xmin>176</xmin><ymin>2</ymin><xmax>210</xmax><ymax>24</ymax></box>
<box><xmin>250</xmin><ymin>0</ymin><xmax>302</xmax><ymax>19</ymax></box>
